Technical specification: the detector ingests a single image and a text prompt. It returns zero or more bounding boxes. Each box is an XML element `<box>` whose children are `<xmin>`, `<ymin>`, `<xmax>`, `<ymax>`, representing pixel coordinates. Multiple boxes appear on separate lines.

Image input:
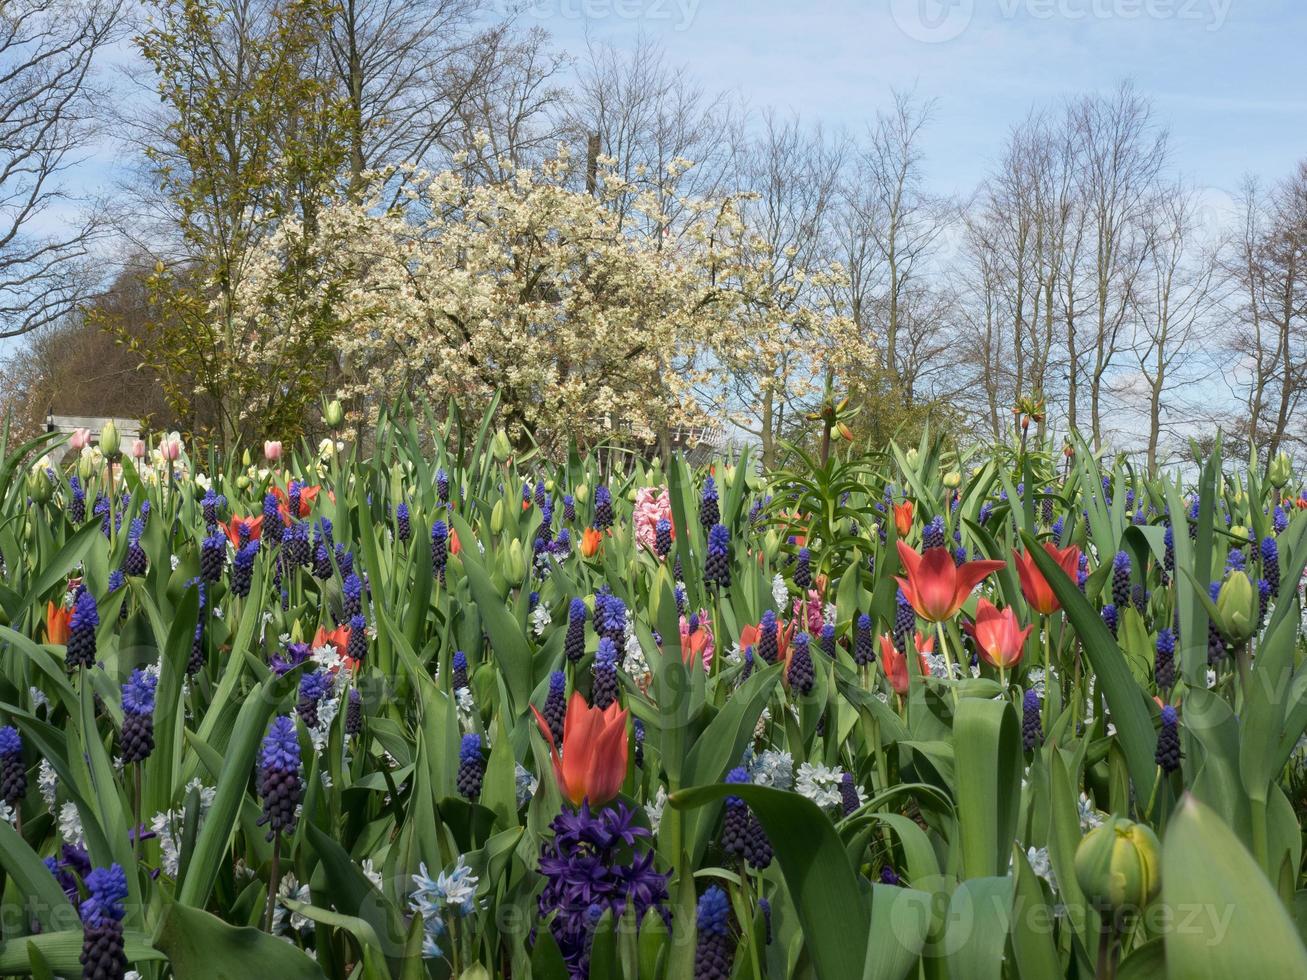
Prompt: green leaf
<box><xmin>1161</xmin><ymin>794</ymin><xmax>1307</xmax><ymax>978</ymax></box>
<box><xmin>0</xmin><ymin>931</ymin><xmax>162</xmax><ymax>976</ymax></box>
<box><xmin>945</xmin><ymin>876</ymin><xmax>1013</xmax><ymax>980</ymax></box>
<box><xmin>953</xmin><ymin>698</ymin><xmax>1022</xmax><ymax>879</ymax></box>
<box><xmin>154</xmin><ymin>901</ymin><xmax>325</xmax><ymax>980</ymax></box>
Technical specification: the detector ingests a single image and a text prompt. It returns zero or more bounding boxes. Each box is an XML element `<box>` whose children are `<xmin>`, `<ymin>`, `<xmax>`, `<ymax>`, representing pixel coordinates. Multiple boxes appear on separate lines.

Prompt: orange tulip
<box><xmin>449</xmin><ymin>527</ymin><xmax>462</xmax><ymax>556</ymax></box>
<box><xmin>893</xmin><ymin>501</ymin><xmax>915</xmax><ymax>537</ymax></box>
<box><xmin>219</xmin><ymin>514</ymin><xmax>264</xmax><ymax>546</ymax></box>
<box><xmin>962</xmin><ymin>598</ymin><xmax>1032</xmax><ymax>670</ymax></box>
<box><xmin>895</xmin><ymin>541</ymin><xmax>1006</xmax><ymax>623</ymax></box>
<box><xmin>580</xmin><ymin>527</ymin><xmax>603</xmax><ymax>558</ymax></box>
<box><xmin>313</xmin><ymin>624</ymin><xmax>352</xmax><ymax>668</ymax></box>
<box><xmin>46</xmin><ymin>601</ymin><xmax>72</xmax><ymax>645</ymax></box>
<box><xmin>879</xmin><ymin>633</ymin><xmax>933</xmax><ymax>696</ymax></box>
<box><xmin>532</xmin><ymin>691</ymin><xmax>629</xmax><ymax>806</ymax></box>
<box><xmin>1011</xmin><ymin>542</ymin><xmax>1082</xmax><ymax>616</ymax></box>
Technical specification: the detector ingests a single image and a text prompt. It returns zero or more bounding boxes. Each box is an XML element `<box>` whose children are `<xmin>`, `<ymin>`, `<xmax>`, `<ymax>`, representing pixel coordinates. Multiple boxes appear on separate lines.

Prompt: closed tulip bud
<box><xmin>1216</xmin><ymin>571</ymin><xmax>1258</xmax><ymax>644</ymax></box>
<box><xmin>490</xmin><ymin>428</ymin><xmax>511</xmax><ymax>461</ymax></box>
<box><xmin>906</xmin><ymin>448</ymin><xmax>919</xmax><ymax>466</ymax></box>
<box><xmin>626</xmin><ymin>487</ymin><xmax>638</xmax><ymax>502</ymax></box>
<box><xmin>574</xmin><ymin>483</ymin><xmax>589</xmax><ymax>503</ymax></box>
<box><xmin>130</xmin><ymin>439</ymin><xmax>147</xmax><ymax>460</ymax></box>
<box><xmin>25</xmin><ymin>467</ymin><xmax>51</xmax><ymax>503</ymax></box>
<box><xmin>491</xmin><ymin>499</ymin><xmax>505</xmax><ymax>534</ymax></box>
<box><xmin>77</xmin><ymin>455</ymin><xmax>94</xmax><ymax>482</ymax></box>
<box><xmin>1074</xmin><ymin>816</ymin><xmax>1161</xmax><ymax>912</ymax></box>
<box><xmin>324</xmin><ymin>399</ymin><xmax>344</xmax><ymax>428</ymax></box>
<box><xmin>99</xmin><ymin>421</ymin><xmax>120</xmax><ymax>459</ymax></box>
<box><xmin>723</xmin><ymin>464</ymin><xmax>736</xmax><ymax>483</ymax></box>
<box><xmin>1229</xmin><ymin>524</ymin><xmax>1248</xmax><ymax>540</ymax></box>
<box><xmin>1268</xmin><ymin>451</ymin><xmax>1292</xmax><ymax>489</ymax></box>
<box><xmin>506</xmin><ymin>539</ymin><xmax>526</xmax><ymax>583</ymax></box>
<box><xmin>544</xmin><ymin>479</ymin><xmax>555</xmax><ymax>492</ymax></box>
<box><xmin>943</xmin><ymin>471</ymin><xmax>962</xmax><ymax>489</ymax></box>
<box><xmin>242</xmin><ymin>449</ymin><xmax>252</xmax><ymax>467</ymax></box>
<box><xmin>235</xmin><ymin>475</ymin><xmax>251</xmax><ymax>491</ymax></box>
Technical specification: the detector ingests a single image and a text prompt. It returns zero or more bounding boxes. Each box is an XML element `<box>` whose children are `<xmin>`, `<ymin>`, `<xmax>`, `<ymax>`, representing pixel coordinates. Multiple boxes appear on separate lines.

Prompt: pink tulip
<box><xmin>130</xmin><ymin>439</ymin><xmax>147</xmax><ymax>459</ymax></box>
<box><xmin>159</xmin><ymin>436</ymin><xmax>182</xmax><ymax>462</ymax></box>
<box><xmin>69</xmin><ymin>428</ymin><xmax>90</xmax><ymax>451</ymax></box>
<box><xmin>264</xmin><ymin>440</ymin><xmax>283</xmax><ymax>462</ymax></box>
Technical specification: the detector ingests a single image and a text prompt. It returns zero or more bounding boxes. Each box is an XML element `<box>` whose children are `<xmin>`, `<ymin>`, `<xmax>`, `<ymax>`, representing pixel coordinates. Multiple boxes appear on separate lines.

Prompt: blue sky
<box><xmin>526</xmin><ymin>0</ymin><xmax>1305</xmax><ymax>199</ymax></box>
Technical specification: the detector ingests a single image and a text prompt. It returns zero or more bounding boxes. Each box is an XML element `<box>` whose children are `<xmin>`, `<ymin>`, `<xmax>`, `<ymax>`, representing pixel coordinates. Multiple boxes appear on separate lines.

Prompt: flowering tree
<box><xmin>238</xmin><ymin>152</ymin><xmax>763</xmax><ymax>452</ymax></box>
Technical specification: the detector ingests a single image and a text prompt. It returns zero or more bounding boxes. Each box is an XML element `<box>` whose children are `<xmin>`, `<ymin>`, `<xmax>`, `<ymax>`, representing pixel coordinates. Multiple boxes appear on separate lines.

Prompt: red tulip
<box><xmin>532</xmin><ymin>691</ymin><xmax>629</xmax><ymax>806</ymax></box>
<box><xmin>46</xmin><ymin>601</ymin><xmax>71</xmax><ymax>645</ymax></box>
<box><xmin>893</xmin><ymin>501</ymin><xmax>914</xmax><ymax>538</ymax></box>
<box><xmin>219</xmin><ymin>514</ymin><xmax>265</xmax><ymax>547</ymax></box>
<box><xmin>963</xmin><ymin>598</ymin><xmax>1032</xmax><ymax>670</ymax></box>
<box><xmin>879</xmin><ymin>632</ymin><xmax>933</xmax><ymax>696</ymax></box>
<box><xmin>895</xmin><ymin>541</ymin><xmax>1005</xmax><ymax>623</ymax></box>
<box><xmin>1012</xmin><ymin>542</ymin><xmax>1082</xmax><ymax>615</ymax></box>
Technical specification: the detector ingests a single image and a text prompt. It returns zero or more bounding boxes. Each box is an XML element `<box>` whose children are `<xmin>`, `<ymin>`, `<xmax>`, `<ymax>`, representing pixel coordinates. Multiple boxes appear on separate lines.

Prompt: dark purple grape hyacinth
<box><xmin>451</xmin><ymin>650</ymin><xmax>470</xmax><ymax>690</ymax></box>
<box><xmin>262</xmin><ymin>493</ymin><xmax>281</xmax><ymax>541</ymax></box>
<box><xmin>694</xmin><ymin>886</ymin><xmax>734</xmax><ymax>980</ymax></box>
<box><xmin>345</xmin><ymin>688</ymin><xmax>363</xmax><ymax>735</ymax></box>
<box><xmin>343</xmin><ymin>572</ymin><xmax>363</xmax><ymax>618</ymax></box>
<box><xmin>719</xmin><ymin>768</ymin><xmax>771</xmax><ymax>870</ymax></box>
<box><xmin>1154</xmin><ymin>628</ymin><xmax>1176</xmax><ymax>692</ymax></box>
<box><xmin>757</xmin><ymin>610</ymin><xmax>778</xmax><ymax>665</ymax></box>
<box><xmin>565</xmin><ymin>598</ymin><xmax>588</xmax><ymax>663</ymax></box>
<box><xmin>699</xmin><ymin>475</ymin><xmax>719</xmax><ymax>530</ymax></box>
<box><xmin>0</xmin><ymin>725</ymin><xmax>25</xmax><ymax>807</ymax></box>
<box><xmin>67</xmin><ymin>589</ymin><xmax>99</xmax><ymax>670</ymax></box>
<box><xmin>457</xmin><ymin>733</ymin><xmax>485</xmax><ymax>800</ymax></box>
<box><xmin>819</xmin><ymin>623</ymin><xmax>836</xmax><ymax>658</ymax></box>
<box><xmin>1102</xmin><ymin>603</ymin><xmax>1119</xmax><ymax>639</ymax></box>
<box><xmin>1206</xmin><ymin>582</ymin><xmax>1227</xmax><ymax>664</ymax></box>
<box><xmin>537</xmin><ymin>803</ymin><xmax>670</xmax><ymax>979</ymax></box>
<box><xmin>923</xmin><ymin>516</ymin><xmax>945</xmax><ymax>551</ymax></box>
<box><xmin>347</xmin><ymin>614</ymin><xmax>367</xmax><ymax>664</ymax></box>
<box><xmin>430</xmin><ymin>520</ymin><xmax>449</xmax><ymax>583</ymax></box>
<box><xmin>593</xmin><ymin>485</ymin><xmax>613</xmax><ymax>530</ymax></box>
<box><xmin>437</xmin><ymin>469</ymin><xmax>450</xmax><ymax>504</ymax></box>
<box><xmin>654</xmin><ymin>518</ymin><xmax>672</xmax><ymax>559</ymax></box>
<box><xmin>794</xmin><ymin>546</ymin><xmax>812</xmax><ymax>590</ymax></box>
<box><xmin>704</xmin><ymin>524</ymin><xmax>731</xmax><ymax>590</ymax></box>
<box><xmin>1261</xmin><ymin>536</ymin><xmax>1280</xmax><ymax>597</ymax></box>
<box><xmin>79</xmin><ymin>864</ymin><xmax>128</xmax><ymax>980</ymax></box>
<box><xmin>839</xmin><ymin>771</ymin><xmax>860</xmax><ymax>816</ymax></box>
<box><xmin>633</xmin><ymin>718</ymin><xmax>645</xmax><ymax>768</ymax></box>
<box><xmin>563</xmin><ymin>494</ymin><xmax>576</xmax><ymax>522</ymax></box>
<box><xmin>854</xmin><ymin>614</ymin><xmax>875</xmax><ymax>667</ymax></box>
<box><xmin>594</xmin><ymin>591</ymin><xmax>627</xmax><ymax>648</ymax></box>
<box><xmin>297</xmin><ymin>670</ymin><xmax>334</xmax><ymax>729</ymax></box>
<box><xmin>283</xmin><ymin>521</ymin><xmax>310</xmax><ymax>568</ymax></box>
<box><xmin>543</xmin><ymin>671</ymin><xmax>567</xmax><ymax>745</ymax></box>
<box><xmin>1022</xmin><ymin>689</ymin><xmax>1042</xmax><ymax>751</ymax></box>
<box><xmin>591</xmin><ymin>638</ymin><xmax>619</xmax><ymax>709</ymax></box>
<box><xmin>1111</xmin><ymin>551</ymin><xmax>1132</xmax><ymax>609</ymax></box>
<box><xmin>787</xmin><ymin>633</ymin><xmax>814</xmax><ymax>695</ymax></box>
<box><xmin>68</xmin><ymin>475</ymin><xmax>85</xmax><ymax>525</ymax></box>
<box><xmin>1155</xmin><ymin>705</ymin><xmax>1181</xmax><ymax>773</ymax></box>
<box><xmin>257</xmin><ymin>716</ymin><xmax>302</xmax><ymax>841</ymax></box>
<box><xmin>229</xmin><ymin>541</ymin><xmax>257</xmax><ymax>598</ymax></box>
<box><xmin>199</xmin><ymin>531</ymin><xmax>226</xmax><ymax>582</ymax></box>
<box><xmin>119</xmin><ymin>669</ymin><xmax>157</xmax><ymax>764</ymax></box>
<box><xmin>893</xmin><ymin>589</ymin><xmax>915</xmax><ymax>652</ymax></box>
<box><xmin>187</xmin><ymin>580</ymin><xmax>207</xmax><ymax>675</ymax></box>
<box><xmin>123</xmin><ymin>519</ymin><xmax>147</xmax><ymax>577</ymax></box>
<box><xmin>396</xmin><ymin>502</ymin><xmax>411</xmax><ymax>542</ymax></box>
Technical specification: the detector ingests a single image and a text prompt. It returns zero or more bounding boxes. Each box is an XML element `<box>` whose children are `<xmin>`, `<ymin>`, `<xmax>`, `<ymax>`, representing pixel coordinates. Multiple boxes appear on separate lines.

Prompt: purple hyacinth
<box><xmin>68</xmin><ymin>475</ymin><xmax>85</xmax><ymax>525</ymax></box>
<box><xmin>199</xmin><ymin>531</ymin><xmax>226</xmax><ymax>583</ymax></box>
<box><xmin>838</xmin><ymin>771</ymin><xmax>860</xmax><ymax>816</ymax></box>
<box><xmin>591</xmin><ymin>638</ymin><xmax>619</xmax><ymax>709</ymax></box>
<box><xmin>347</xmin><ymin>614</ymin><xmax>367</xmax><ymax>663</ymax></box>
<box><xmin>565</xmin><ymin>598</ymin><xmax>588</xmax><ymax>663</ymax></box>
<box><xmin>282</xmin><ymin>520</ymin><xmax>310</xmax><ymax>567</ymax></box>
<box><xmin>396</xmin><ymin>501</ymin><xmax>411</xmax><ymax>542</ymax></box>
<box><xmin>457</xmin><ymin>733</ymin><xmax>484</xmax><ymax>800</ymax></box>
<box><xmin>720</xmin><ymin>767</ymin><xmax>771</xmax><ymax>870</ymax></box>
<box><xmin>563</xmin><ymin>494</ymin><xmax>576</xmax><ymax>522</ymax></box>
<box><xmin>854</xmin><ymin>614</ymin><xmax>875</xmax><ymax>667</ymax></box>
<box><xmin>296</xmin><ymin>670</ymin><xmax>334</xmax><ymax>729</ymax></box>
<box><xmin>79</xmin><ymin>863</ymin><xmax>128</xmax><ymax>980</ymax></box>
<box><xmin>230</xmin><ymin>541</ymin><xmax>257</xmax><ymax>598</ymax></box>
<box><xmin>262</xmin><ymin>493</ymin><xmax>281</xmax><ymax>543</ymax></box>
<box><xmin>1272</xmin><ymin>505</ymin><xmax>1288</xmax><ymax>535</ymax></box>
<box><xmin>537</xmin><ymin>803</ymin><xmax>669</xmax><ymax>977</ymax></box>
<box><xmin>694</xmin><ymin>886</ymin><xmax>734</xmax><ymax>980</ymax></box>
<box><xmin>923</xmin><ymin>516</ymin><xmax>945</xmax><ymax>551</ymax></box>
<box><xmin>593</xmin><ymin>486</ymin><xmax>613</xmax><ymax>531</ymax></box>
<box><xmin>787</xmin><ymin>633</ymin><xmax>814</xmax><ymax>695</ymax></box>
<box><xmin>1111</xmin><ymin>551</ymin><xmax>1131</xmax><ymax>609</ymax></box>
<box><xmin>1163</xmin><ymin>524</ymin><xmax>1175</xmax><ymax>576</ymax></box>
<box><xmin>1261</xmin><ymin>536</ymin><xmax>1280</xmax><ymax>597</ymax></box>
<box><xmin>437</xmin><ymin>469</ymin><xmax>450</xmax><ymax>505</ymax></box>
<box><xmin>450</xmin><ymin>650</ymin><xmax>470</xmax><ymax>690</ymax></box>
<box><xmin>1155</xmin><ymin>705</ymin><xmax>1180</xmax><ymax>773</ymax></box>
<box><xmin>0</xmin><ymin>725</ymin><xmax>25</xmax><ymax>806</ymax></box>
<box><xmin>704</xmin><ymin>524</ymin><xmax>731</xmax><ymax>590</ymax></box>
<box><xmin>819</xmin><ymin>623</ymin><xmax>836</xmax><ymax>658</ymax></box>
<box><xmin>893</xmin><ymin>589</ymin><xmax>915</xmax><ymax>653</ymax></box>
<box><xmin>1022</xmin><ymin>689</ymin><xmax>1042</xmax><ymax>751</ymax></box>
<box><xmin>543</xmin><ymin>671</ymin><xmax>567</xmax><ymax>745</ymax></box>
<box><xmin>1102</xmin><ymin>603</ymin><xmax>1118</xmax><ymax>639</ymax></box>
<box><xmin>1154</xmin><ymin>628</ymin><xmax>1176</xmax><ymax>692</ymax></box>
<box><xmin>66</xmin><ymin>590</ymin><xmax>99</xmax><ymax>670</ymax></box>
<box><xmin>757</xmin><ymin>610</ymin><xmax>778</xmax><ymax>665</ymax></box>
<box><xmin>654</xmin><ymin>518</ymin><xmax>672</xmax><ymax>559</ymax></box>
<box><xmin>594</xmin><ymin>592</ymin><xmax>627</xmax><ymax>647</ymax></box>
<box><xmin>343</xmin><ymin>572</ymin><xmax>363</xmax><ymax>618</ymax></box>
<box><xmin>794</xmin><ymin>546</ymin><xmax>812</xmax><ymax>590</ymax></box>
<box><xmin>430</xmin><ymin>520</ymin><xmax>448</xmax><ymax>583</ymax></box>
<box><xmin>123</xmin><ymin>518</ymin><xmax>147</xmax><ymax>577</ymax></box>
<box><xmin>257</xmin><ymin>716</ymin><xmax>302</xmax><ymax>841</ymax></box>
<box><xmin>271</xmin><ymin>640</ymin><xmax>311</xmax><ymax>677</ymax></box>
<box><xmin>119</xmin><ymin>669</ymin><xmax>157</xmax><ymax>764</ymax></box>
<box><xmin>699</xmin><ymin>475</ymin><xmax>719</xmax><ymax>530</ymax></box>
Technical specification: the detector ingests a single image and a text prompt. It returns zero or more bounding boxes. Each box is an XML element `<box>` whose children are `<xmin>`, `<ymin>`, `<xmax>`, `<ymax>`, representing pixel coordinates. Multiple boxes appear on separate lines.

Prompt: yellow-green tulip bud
<box><xmin>906</xmin><ymin>448</ymin><xmax>919</xmax><ymax>466</ymax></box>
<box><xmin>1216</xmin><ymin>570</ymin><xmax>1258</xmax><ymax>645</ymax></box>
<box><xmin>490</xmin><ymin>428</ymin><xmax>512</xmax><ymax>462</ymax></box>
<box><xmin>506</xmin><ymin>539</ymin><xmax>526</xmax><ymax>583</ymax></box>
<box><xmin>235</xmin><ymin>475</ymin><xmax>251</xmax><ymax>491</ymax></box>
<box><xmin>1268</xmin><ymin>451</ymin><xmax>1292</xmax><ymax>489</ymax></box>
<box><xmin>943</xmin><ymin>471</ymin><xmax>962</xmax><ymax>489</ymax></box>
<box><xmin>1074</xmin><ymin>816</ymin><xmax>1162</xmax><ymax>912</ymax></box>
<box><xmin>490</xmin><ymin>499</ymin><xmax>505</xmax><ymax>535</ymax></box>
<box><xmin>26</xmin><ymin>467</ymin><xmax>51</xmax><ymax>503</ymax></box>
<box><xmin>544</xmin><ymin>479</ymin><xmax>555</xmax><ymax>493</ymax></box>
<box><xmin>324</xmin><ymin>399</ymin><xmax>345</xmax><ymax>428</ymax></box>
<box><xmin>574</xmin><ymin>483</ymin><xmax>589</xmax><ymax>504</ymax></box>
<box><xmin>99</xmin><ymin>421</ymin><xmax>120</xmax><ymax>459</ymax></box>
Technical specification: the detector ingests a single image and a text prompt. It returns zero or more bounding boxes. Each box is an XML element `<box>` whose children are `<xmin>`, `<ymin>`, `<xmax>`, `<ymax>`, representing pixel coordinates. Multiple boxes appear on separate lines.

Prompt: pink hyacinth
<box><xmin>633</xmin><ymin>486</ymin><xmax>673</xmax><ymax>553</ymax></box>
<box><xmin>793</xmin><ymin>589</ymin><xmax>825</xmax><ymax>634</ymax></box>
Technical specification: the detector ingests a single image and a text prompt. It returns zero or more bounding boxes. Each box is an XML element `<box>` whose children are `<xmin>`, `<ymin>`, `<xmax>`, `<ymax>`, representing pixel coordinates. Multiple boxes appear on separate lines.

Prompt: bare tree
<box><xmin>0</xmin><ymin>0</ymin><xmax>122</xmax><ymax>339</ymax></box>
